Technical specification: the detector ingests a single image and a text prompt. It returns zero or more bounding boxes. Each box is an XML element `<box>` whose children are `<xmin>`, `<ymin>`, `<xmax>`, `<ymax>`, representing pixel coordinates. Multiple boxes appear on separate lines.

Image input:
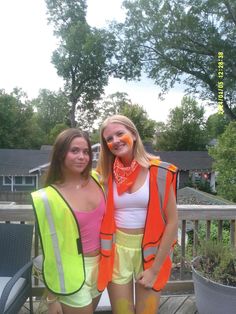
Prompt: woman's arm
<box><xmin>47</xmin><ymin>291</ymin><xmax>63</xmax><ymax>314</ymax></box>
<box><xmin>137</xmin><ymin>185</ymin><xmax>178</xmax><ymax>288</ymax></box>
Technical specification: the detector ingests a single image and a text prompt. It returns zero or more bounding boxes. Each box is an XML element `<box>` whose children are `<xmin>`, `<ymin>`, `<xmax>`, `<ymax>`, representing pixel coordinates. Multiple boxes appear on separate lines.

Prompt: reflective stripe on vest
<box><xmin>143</xmin><ymin>245</ymin><xmax>173</xmax><ymax>261</ymax></box>
<box><xmin>101</xmin><ymin>234</ymin><xmax>116</xmax><ymax>251</ymax></box>
<box><xmin>39</xmin><ymin>189</ymin><xmax>66</xmax><ymax>293</ymax></box>
<box><xmin>143</xmin><ymin>246</ymin><xmax>158</xmax><ymax>259</ymax></box>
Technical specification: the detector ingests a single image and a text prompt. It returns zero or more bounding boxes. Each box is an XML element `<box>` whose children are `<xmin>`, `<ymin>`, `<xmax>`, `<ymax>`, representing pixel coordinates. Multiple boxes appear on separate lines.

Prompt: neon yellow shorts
<box><xmin>112</xmin><ymin>229</ymin><xmax>144</xmax><ymax>285</ymax></box>
<box><xmin>59</xmin><ymin>255</ymin><xmax>101</xmax><ymax>308</ymax></box>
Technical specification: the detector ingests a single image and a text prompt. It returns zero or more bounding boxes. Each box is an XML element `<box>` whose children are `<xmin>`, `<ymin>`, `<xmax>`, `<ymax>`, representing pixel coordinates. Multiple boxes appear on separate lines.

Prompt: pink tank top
<box><xmin>74</xmin><ymin>197</ymin><xmax>105</xmax><ymax>254</ymax></box>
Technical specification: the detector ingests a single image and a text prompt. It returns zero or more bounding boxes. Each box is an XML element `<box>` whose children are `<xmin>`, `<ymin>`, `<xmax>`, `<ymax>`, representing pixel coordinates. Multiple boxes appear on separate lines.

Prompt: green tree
<box><xmin>156</xmin><ymin>96</ymin><xmax>207</xmax><ymax>150</ymax></box>
<box><xmin>95</xmin><ymin>92</ymin><xmax>131</xmax><ymax>125</ymax></box>
<box><xmin>120</xmin><ymin>103</ymin><xmax>157</xmax><ymax>142</ymax></box>
<box><xmin>0</xmin><ymin>90</ymin><xmax>45</xmax><ymax>148</ymax></box>
<box><xmin>32</xmin><ymin>89</ymin><xmax>70</xmax><ymax>135</ymax></box>
<box><xmin>45</xmin><ymin>0</ymin><xmax>115</xmax><ymax>128</ymax></box>
<box><xmin>90</xmin><ymin>129</ymin><xmax>100</xmax><ymax>145</ymax></box>
<box><xmin>110</xmin><ymin>0</ymin><xmax>236</xmax><ymax>120</ymax></box>
<box><xmin>209</xmin><ymin>122</ymin><xmax>236</xmax><ymax>202</ymax></box>
<box><xmin>48</xmin><ymin>123</ymin><xmax>69</xmax><ymax>144</ymax></box>
<box><xmin>206</xmin><ymin>112</ymin><xmax>230</xmax><ymax>140</ymax></box>
<box><xmin>94</xmin><ymin>92</ymin><xmax>157</xmax><ymax>142</ymax></box>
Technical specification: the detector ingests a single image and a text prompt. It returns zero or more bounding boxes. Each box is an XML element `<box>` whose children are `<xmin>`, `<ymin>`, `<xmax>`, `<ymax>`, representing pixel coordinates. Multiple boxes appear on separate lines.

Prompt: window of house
<box><xmin>14</xmin><ymin>176</ymin><xmax>23</xmax><ymax>185</ymax></box>
<box><xmin>3</xmin><ymin>176</ymin><xmax>35</xmax><ymax>186</ymax></box>
<box><xmin>25</xmin><ymin>176</ymin><xmax>34</xmax><ymax>185</ymax></box>
<box><xmin>3</xmin><ymin>176</ymin><xmax>12</xmax><ymax>185</ymax></box>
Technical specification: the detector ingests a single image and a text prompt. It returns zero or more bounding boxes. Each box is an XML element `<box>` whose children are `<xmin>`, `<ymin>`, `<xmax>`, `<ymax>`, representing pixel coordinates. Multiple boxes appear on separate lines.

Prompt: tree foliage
<box><xmin>45</xmin><ymin>0</ymin><xmax>115</xmax><ymax>128</ymax></box>
<box><xmin>120</xmin><ymin>103</ymin><xmax>157</xmax><ymax>142</ymax></box>
<box><xmin>155</xmin><ymin>96</ymin><xmax>207</xmax><ymax>150</ymax></box>
<box><xmin>94</xmin><ymin>92</ymin><xmax>157</xmax><ymax>142</ymax></box>
<box><xmin>110</xmin><ymin>0</ymin><xmax>236</xmax><ymax>120</ymax></box>
<box><xmin>48</xmin><ymin>123</ymin><xmax>69</xmax><ymax>144</ymax></box>
<box><xmin>209</xmin><ymin>121</ymin><xmax>236</xmax><ymax>202</ymax></box>
<box><xmin>0</xmin><ymin>90</ymin><xmax>45</xmax><ymax>148</ymax></box>
<box><xmin>32</xmin><ymin>89</ymin><xmax>70</xmax><ymax>134</ymax></box>
<box><xmin>206</xmin><ymin>112</ymin><xmax>230</xmax><ymax>140</ymax></box>
<box><xmin>95</xmin><ymin>92</ymin><xmax>132</xmax><ymax>125</ymax></box>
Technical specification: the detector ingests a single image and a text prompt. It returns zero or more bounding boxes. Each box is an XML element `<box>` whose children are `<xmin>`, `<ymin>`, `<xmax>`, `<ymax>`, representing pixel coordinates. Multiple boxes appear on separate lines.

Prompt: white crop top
<box><xmin>114</xmin><ymin>172</ymin><xmax>149</xmax><ymax>228</ymax></box>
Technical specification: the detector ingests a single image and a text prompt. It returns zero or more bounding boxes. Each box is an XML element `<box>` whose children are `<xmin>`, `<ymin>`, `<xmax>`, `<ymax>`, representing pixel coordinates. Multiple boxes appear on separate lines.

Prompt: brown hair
<box><xmin>97</xmin><ymin>114</ymin><xmax>157</xmax><ymax>183</ymax></box>
<box><xmin>44</xmin><ymin>128</ymin><xmax>92</xmax><ymax>186</ymax></box>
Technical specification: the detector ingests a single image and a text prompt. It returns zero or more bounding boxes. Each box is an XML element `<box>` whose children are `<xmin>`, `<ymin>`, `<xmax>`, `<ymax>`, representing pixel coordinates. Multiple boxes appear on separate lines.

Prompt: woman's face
<box><xmin>103</xmin><ymin>123</ymin><xmax>136</xmax><ymax>161</ymax></box>
<box><xmin>63</xmin><ymin>137</ymin><xmax>90</xmax><ymax>175</ymax></box>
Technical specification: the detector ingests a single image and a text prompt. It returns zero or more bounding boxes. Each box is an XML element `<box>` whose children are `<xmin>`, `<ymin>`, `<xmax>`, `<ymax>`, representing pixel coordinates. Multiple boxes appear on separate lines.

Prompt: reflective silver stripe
<box><xmin>158</xmin><ymin>161</ymin><xmax>170</xmax><ymax>169</ymax></box>
<box><xmin>101</xmin><ymin>238</ymin><xmax>113</xmax><ymax>250</ymax></box>
<box><xmin>143</xmin><ymin>246</ymin><xmax>158</xmax><ymax>259</ymax></box>
<box><xmin>156</xmin><ymin>166</ymin><xmax>166</xmax><ymax>223</ymax></box>
<box><xmin>144</xmin><ymin>246</ymin><xmax>173</xmax><ymax>259</ymax></box>
<box><xmin>101</xmin><ymin>234</ymin><xmax>116</xmax><ymax>250</ymax></box>
<box><xmin>157</xmin><ymin>166</ymin><xmax>165</xmax><ymax>208</ymax></box>
<box><xmin>39</xmin><ymin>190</ymin><xmax>66</xmax><ymax>293</ymax></box>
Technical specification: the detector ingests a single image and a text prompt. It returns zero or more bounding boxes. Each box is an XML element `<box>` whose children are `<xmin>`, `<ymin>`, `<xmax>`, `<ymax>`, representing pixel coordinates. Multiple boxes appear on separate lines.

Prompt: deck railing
<box><xmin>0</xmin><ymin>203</ymin><xmax>236</xmax><ymax>295</ymax></box>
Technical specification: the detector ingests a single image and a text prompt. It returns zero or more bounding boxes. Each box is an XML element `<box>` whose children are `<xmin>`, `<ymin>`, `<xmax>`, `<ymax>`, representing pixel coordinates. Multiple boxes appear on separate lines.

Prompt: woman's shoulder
<box><xmin>31</xmin><ymin>185</ymin><xmax>55</xmax><ymax>203</ymax></box>
<box><xmin>149</xmin><ymin>158</ymin><xmax>178</xmax><ymax>173</ymax></box>
<box><xmin>91</xmin><ymin>169</ymin><xmax>101</xmax><ymax>182</ymax></box>
<box><xmin>91</xmin><ymin>169</ymin><xmax>106</xmax><ymax>191</ymax></box>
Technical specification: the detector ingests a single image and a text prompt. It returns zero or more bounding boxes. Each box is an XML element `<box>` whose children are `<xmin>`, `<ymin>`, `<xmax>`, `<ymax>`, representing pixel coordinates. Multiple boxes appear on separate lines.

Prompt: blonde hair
<box><xmin>97</xmin><ymin>114</ymin><xmax>157</xmax><ymax>183</ymax></box>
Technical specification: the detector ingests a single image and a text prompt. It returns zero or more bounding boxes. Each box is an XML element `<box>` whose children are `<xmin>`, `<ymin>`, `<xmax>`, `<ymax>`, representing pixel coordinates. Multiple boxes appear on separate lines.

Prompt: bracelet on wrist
<box><xmin>46</xmin><ymin>296</ymin><xmax>58</xmax><ymax>304</ymax></box>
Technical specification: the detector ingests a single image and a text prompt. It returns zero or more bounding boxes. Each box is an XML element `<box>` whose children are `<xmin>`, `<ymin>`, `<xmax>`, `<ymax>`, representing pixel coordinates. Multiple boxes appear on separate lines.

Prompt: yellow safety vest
<box><xmin>31</xmin><ymin>171</ymin><xmax>103</xmax><ymax>295</ymax></box>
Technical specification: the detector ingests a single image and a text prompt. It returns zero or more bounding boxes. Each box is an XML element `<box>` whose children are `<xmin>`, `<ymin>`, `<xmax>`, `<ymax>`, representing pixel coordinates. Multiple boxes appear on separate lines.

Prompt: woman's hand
<box><xmin>136</xmin><ymin>268</ymin><xmax>158</xmax><ymax>289</ymax></box>
<box><xmin>48</xmin><ymin>301</ymin><xmax>63</xmax><ymax>314</ymax></box>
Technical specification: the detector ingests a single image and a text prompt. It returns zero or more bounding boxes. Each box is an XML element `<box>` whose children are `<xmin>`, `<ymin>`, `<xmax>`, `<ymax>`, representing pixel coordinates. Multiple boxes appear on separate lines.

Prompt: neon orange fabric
<box><xmin>113</xmin><ymin>157</ymin><xmax>141</xmax><ymax>195</ymax></box>
<box><xmin>97</xmin><ymin>160</ymin><xmax>178</xmax><ymax>292</ymax></box>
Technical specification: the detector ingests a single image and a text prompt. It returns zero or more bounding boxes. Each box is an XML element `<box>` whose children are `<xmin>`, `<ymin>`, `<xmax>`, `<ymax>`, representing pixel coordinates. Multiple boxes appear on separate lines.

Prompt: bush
<box><xmin>193</xmin><ymin>240</ymin><xmax>236</xmax><ymax>286</ymax></box>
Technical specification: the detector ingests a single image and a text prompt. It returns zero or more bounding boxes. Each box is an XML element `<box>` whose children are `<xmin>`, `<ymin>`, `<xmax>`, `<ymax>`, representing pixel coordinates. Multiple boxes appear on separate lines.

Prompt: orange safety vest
<box><xmin>97</xmin><ymin>159</ymin><xmax>178</xmax><ymax>292</ymax></box>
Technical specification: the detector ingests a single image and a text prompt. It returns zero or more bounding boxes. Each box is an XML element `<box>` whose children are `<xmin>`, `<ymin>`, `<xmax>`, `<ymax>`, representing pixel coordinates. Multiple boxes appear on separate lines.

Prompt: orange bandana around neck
<box><xmin>113</xmin><ymin>157</ymin><xmax>141</xmax><ymax>195</ymax></box>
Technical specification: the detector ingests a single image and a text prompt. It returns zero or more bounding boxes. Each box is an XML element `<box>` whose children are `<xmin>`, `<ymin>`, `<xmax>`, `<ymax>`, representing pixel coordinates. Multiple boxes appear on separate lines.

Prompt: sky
<box><xmin>0</xmin><ymin>0</ymin><xmax>216</xmax><ymax>123</ymax></box>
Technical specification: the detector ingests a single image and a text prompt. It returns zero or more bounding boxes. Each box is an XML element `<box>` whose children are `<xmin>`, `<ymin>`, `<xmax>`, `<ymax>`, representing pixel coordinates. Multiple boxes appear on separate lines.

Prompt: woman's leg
<box><xmin>135</xmin><ymin>282</ymin><xmax>161</xmax><ymax>314</ymax></box>
<box><xmin>108</xmin><ymin>281</ymin><xmax>135</xmax><ymax>314</ymax></box>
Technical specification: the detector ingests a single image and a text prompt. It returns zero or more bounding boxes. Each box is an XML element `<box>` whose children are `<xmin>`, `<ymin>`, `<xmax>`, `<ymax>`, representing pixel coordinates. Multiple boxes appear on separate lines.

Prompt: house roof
<box><xmin>156</xmin><ymin>151</ymin><xmax>213</xmax><ymax>171</ymax></box>
<box><xmin>0</xmin><ymin>149</ymin><xmax>51</xmax><ymax>176</ymax></box>
<box><xmin>177</xmin><ymin>187</ymin><xmax>235</xmax><ymax>205</ymax></box>
<box><xmin>144</xmin><ymin>145</ymin><xmax>213</xmax><ymax>171</ymax></box>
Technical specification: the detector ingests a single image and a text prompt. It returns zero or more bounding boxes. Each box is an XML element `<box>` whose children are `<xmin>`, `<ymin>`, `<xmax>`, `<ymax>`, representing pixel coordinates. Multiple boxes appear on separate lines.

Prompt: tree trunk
<box><xmin>69</xmin><ymin>101</ymin><xmax>77</xmax><ymax>127</ymax></box>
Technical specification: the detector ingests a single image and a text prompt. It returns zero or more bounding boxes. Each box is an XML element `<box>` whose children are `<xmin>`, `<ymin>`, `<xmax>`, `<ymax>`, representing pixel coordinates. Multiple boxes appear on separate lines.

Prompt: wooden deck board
<box><xmin>159</xmin><ymin>295</ymin><xmax>187</xmax><ymax>313</ymax></box>
<box><xmin>173</xmin><ymin>295</ymin><xmax>198</xmax><ymax>314</ymax></box>
<box><xmin>19</xmin><ymin>295</ymin><xmax>198</xmax><ymax>313</ymax></box>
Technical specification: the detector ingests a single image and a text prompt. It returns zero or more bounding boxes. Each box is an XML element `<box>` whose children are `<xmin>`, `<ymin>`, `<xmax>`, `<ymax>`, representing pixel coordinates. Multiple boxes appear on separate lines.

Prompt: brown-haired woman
<box><xmin>32</xmin><ymin>128</ymin><xmax>105</xmax><ymax>314</ymax></box>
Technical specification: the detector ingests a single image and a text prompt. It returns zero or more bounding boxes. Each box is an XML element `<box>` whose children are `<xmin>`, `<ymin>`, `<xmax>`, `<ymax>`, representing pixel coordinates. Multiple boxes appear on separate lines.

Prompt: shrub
<box><xmin>193</xmin><ymin>240</ymin><xmax>236</xmax><ymax>286</ymax></box>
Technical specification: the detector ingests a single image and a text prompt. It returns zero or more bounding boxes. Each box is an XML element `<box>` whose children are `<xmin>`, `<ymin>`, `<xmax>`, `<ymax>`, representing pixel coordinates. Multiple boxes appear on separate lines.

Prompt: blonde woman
<box><xmin>97</xmin><ymin>115</ymin><xmax>178</xmax><ymax>314</ymax></box>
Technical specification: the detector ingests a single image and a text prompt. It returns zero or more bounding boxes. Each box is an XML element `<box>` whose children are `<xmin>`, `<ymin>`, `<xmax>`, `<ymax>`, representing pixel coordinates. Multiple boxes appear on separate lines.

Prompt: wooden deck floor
<box><xmin>19</xmin><ymin>295</ymin><xmax>198</xmax><ymax>313</ymax></box>
<box><xmin>159</xmin><ymin>295</ymin><xmax>198</xmax><ymax>314</ymax></box>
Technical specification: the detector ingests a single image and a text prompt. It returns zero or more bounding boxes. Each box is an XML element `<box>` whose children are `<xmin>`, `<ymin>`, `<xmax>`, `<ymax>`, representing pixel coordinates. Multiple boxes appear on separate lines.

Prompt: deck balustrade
<box><xmin>0</xmin><ymin>203</ymin><xmax>235</xmax><ymax>297</ymax></box>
